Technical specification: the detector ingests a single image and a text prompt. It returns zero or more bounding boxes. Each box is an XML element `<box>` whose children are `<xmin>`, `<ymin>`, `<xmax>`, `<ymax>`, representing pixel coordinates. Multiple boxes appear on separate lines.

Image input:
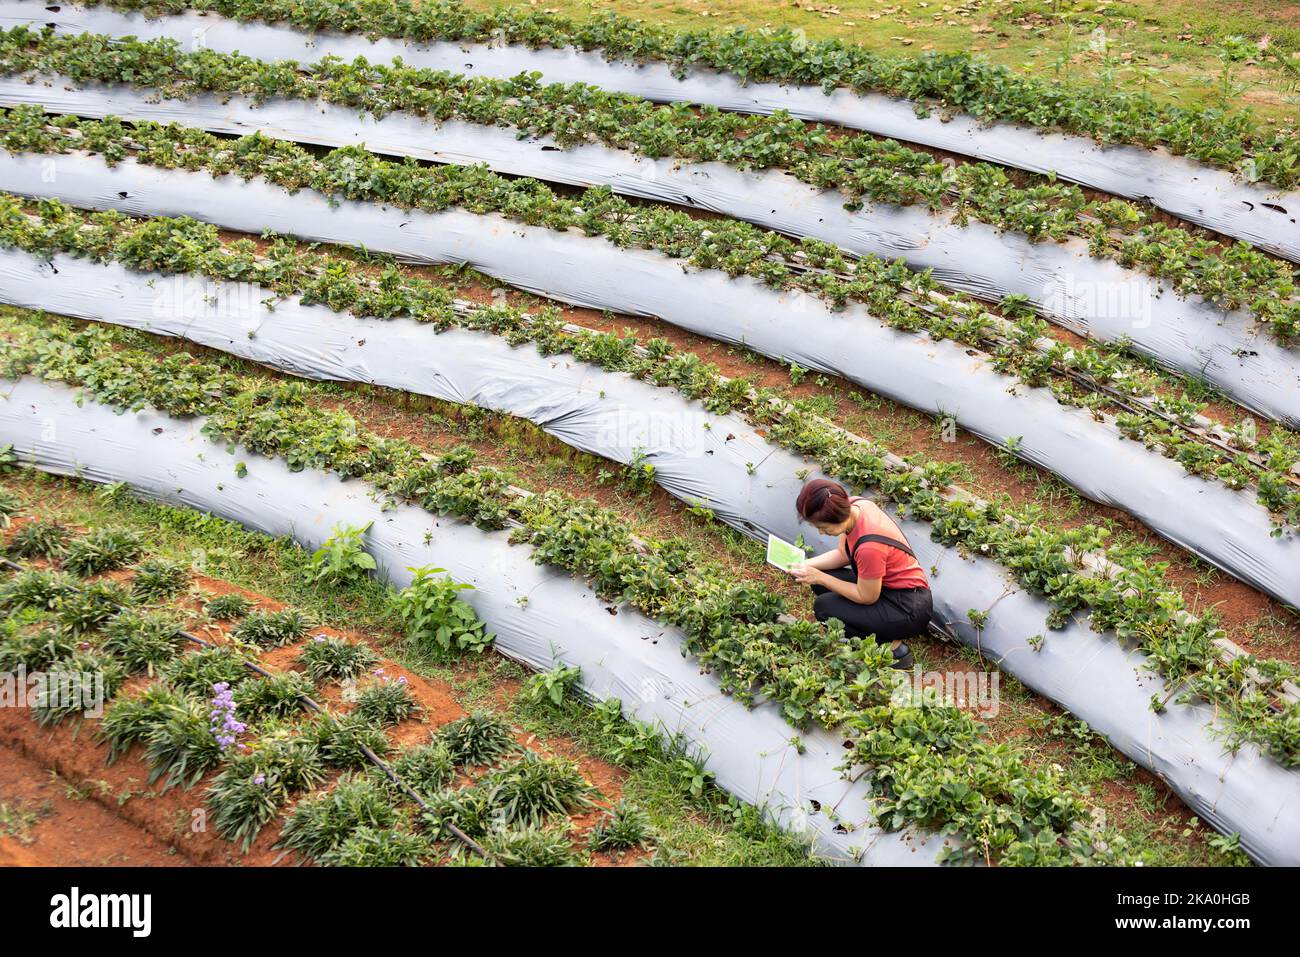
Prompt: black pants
<box><xmin>811</xmin><ymin>568</ymin><xmax>932</xmax><ymax>645</ymax></box>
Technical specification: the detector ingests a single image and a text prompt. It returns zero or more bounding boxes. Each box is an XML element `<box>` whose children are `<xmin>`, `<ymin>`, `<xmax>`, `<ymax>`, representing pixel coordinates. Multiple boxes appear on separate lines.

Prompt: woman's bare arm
<box><xmin>806</xmin><ymin>547</ymin><xmax>848</xmax><ymax>571</ymax></box>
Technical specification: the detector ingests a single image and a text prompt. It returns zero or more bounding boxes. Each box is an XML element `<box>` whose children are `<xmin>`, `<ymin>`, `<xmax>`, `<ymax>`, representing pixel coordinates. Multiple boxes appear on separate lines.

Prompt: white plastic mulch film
<box><xmin>0</xmin><ymin>374</ymin><xmax>956</xmax><ymax>866</ymax></box>
<box><xmin>3</xmin><ymin>73</ymin><xmax>1300</xmax><ymax>433</ymax></box>
<box><xmin>3</xmin><ymin>151</ymin><xmax>1300</xmax><ymax>613</ymax></box>
<box><xmin>2</xmin><ymin>0</ymin><xmax>1299</xmax><ymax>265</ymax></box>
<box><xmin>2</xmin><ymin>251</ymin><xmax>1299</xmax><ymax>866</ymax></box>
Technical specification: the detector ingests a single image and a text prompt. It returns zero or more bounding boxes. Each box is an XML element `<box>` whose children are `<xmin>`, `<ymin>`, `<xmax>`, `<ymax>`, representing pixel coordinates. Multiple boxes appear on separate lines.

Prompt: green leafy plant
<box><xmin>315</xmin><ymin>826</ymin><xmax>435</xmax><ymax>867</ymax></box>
<box><xmin>205</xmin><ymin>732</ymin><xmax>327</xmax><ymax>851</ymax></box>
<box><xmin>587</xmin><ymin>800</ymin><xmax>654</xmax><ymax>852</ymax></box>
<box><xmin>98</xmin><ymin>682</ymin><xmax>186</xmax><ymax>763</ymax></box>
<box><xmin>481</xmin><ymin>823</ymin><xmax>581</xmax><ymax>867</ymax></box>
<box><xmin>521</xmin><ymin>664</ymin><xmax>583</xmax><ymax>710</ymax></box>
<box><xmin>0</xmin><ymin>487</ymin><xmax>19</xmax><ymax>527</ymax></box>
<box><xmin>233</xmin><ymin>608</ymin><xmax>311</xmax><ymax>648</ymax></box>
<box><xmin>30</xmin><ymin>649</ymin><xmax>125</xmax><ymax>726</ymax></box>
<box><xmin>481</xmin><ymin>752</ymin><xmax>596</xmax><ymax>828</ymax></box>
<box><xmin>387</xmin><ymin>740</ymin><xmax>456</xmax><ymax>799</ymax></box>
<box><xmin>0</xmin><ymin>568</ymin><xmax>75</xmax><ymax>612</ymax></box>
<box><xmin>6</xmin><ymin>518</ymin><xmax>70</xmax><ymax>558</ymax></box>
<box><xmin>62</xmin><ymin>527</ymin><xmax>144</xmax><ymax>576</ymax></box>
<box><xmin>310</xmin><ymin>713</ymin><xmax>392</xmax><ymax>769</ymax></box>
<box><xmin>129</xmin><ymin>557</ymin><xmax>190</xmax><ymax>603</ymax></box>
<box><xmin>232</xmin><ymin>671</ymin><xmax>313</xmax><ymax>720</ymax></box>
<box><xmin>420</xmin><ymin>783</ymin><xmax>498</xmax><ymax>840</ymax></box>
<box><xmin>205</xmin><ymin>592</ymin><xmax>251</xmax><ymax>620</ymax></box>
<box><xmin>143</xmin><ymin>695</ymin><xmax>227</xmax><ymax>790</ymax></box>
<box><xmin>394</xmin><ymin>565</ymin><xmax>493</xmax><ymax>656</ymax></box>
<box><xmin>298</xmin><ymin>634</ymin><xmax>379</xmax><ymax>683</ymax></box>
<box><xmin>0</xmin><ymin>615</ymin><xmax>74</xmax><ymax>672</ymax></box>
<box><xmin>308</xmin><ymin>522</ymin><xmax>377</xmax><ymax>587</ymax></box>
<box><xmin>434</xmin><ymin>711</ymin><xmax>519</xmax><ymax>767</ymax></box>
<box><xmin>278</xmin><ymin>772</ymin><xmax>403</xmax><ymax>859</ymax></box>
<box><xmin>158</xmin><ymin>646</ymin><xmax>248</xmax><ymax>697</ymax></box>
<box><xmin>100</xmin><ymin>608</ymin><xmax>185</xmax><ymax>673</ymax></box>
<box><xmin>56</xmin><ymin>581</ymin><xmax>133</xmax><ymax>637</ymax></box>
<box><xmin>350</xmin><ymin>670</ymin><xmax>421</xmax><ymax>727</ymax></box>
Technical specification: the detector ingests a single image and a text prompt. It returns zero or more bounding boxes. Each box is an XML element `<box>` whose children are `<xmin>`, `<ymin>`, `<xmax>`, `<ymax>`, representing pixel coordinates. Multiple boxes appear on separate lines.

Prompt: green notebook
<box><xmin>766</xmin><ymin>534</ymin><xmax>806</xmax><ymax>571</ymax></box>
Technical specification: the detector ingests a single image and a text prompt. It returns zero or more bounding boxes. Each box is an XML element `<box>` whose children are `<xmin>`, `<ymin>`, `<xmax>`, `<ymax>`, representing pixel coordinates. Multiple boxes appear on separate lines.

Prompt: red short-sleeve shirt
<box><xmin>842</xmin><ymin>498</ymin><xmax>929</xmax><ymax>591</ymax></box>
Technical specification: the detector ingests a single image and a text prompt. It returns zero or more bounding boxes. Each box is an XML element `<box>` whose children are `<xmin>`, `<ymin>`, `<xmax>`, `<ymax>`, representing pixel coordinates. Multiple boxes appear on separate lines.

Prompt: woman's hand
<box><xmin>787</xmin><ymin>563</ymin><xmax>823</xmax><ymax>586</ymax></box>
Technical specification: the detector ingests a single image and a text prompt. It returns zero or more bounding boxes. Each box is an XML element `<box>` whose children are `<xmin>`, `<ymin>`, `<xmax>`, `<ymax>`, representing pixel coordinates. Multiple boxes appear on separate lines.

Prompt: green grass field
<box><xmin>463</xmin><ymin>0</ymin><xmax>1300</xmax><ymax>124</ymax></box>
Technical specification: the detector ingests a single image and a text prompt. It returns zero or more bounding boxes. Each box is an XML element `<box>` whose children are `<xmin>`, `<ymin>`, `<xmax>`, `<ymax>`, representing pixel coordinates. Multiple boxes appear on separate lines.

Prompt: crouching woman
<box><xmin>789</xmin><ymin>479</ymin><xmax>931</xmax><ymax>669</ymax></box>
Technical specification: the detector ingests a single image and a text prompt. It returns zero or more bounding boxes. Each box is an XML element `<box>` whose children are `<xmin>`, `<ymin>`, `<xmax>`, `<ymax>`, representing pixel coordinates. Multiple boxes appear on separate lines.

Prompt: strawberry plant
<box><xmin>54</xmin><ymin>0</ymin><xmax>1300</xmax><ymax>189</ymax></box>
<box><xmin>9</xmin><ymin>185</ymin><xmax>1300</xmax><ymax>534</ymax></box>
<box><xmin>2</xmin><ymin>32</ymin><xmax>1297</xmax><ymax>340</ymax></box>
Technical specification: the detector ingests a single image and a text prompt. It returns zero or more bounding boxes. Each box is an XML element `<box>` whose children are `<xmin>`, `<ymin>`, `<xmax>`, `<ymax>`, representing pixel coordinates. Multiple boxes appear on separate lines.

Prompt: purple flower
<box><xmin>209</xmin><ymin>683</ymin><xmax>245</xmax><ymax>752</ymax></box>
<box><xmin>253</xmin><ymin>774</ymin><xmax>266</xmax><ymax>786</ymax></box>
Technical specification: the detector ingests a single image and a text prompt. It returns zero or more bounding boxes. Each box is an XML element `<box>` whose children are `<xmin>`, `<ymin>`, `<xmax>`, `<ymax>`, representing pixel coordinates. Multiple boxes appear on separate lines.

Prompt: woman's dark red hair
<box><xmin>796</xmin><ymin>479</ymin><xmax>851</xmax><ymax>525</ymax></box>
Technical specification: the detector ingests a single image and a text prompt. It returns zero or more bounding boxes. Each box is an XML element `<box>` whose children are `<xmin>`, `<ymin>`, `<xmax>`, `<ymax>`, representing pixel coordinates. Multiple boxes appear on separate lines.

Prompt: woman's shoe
<box><xmin>891</xmin><ymin>642</ymin><xmax>914</xmax><ymax>670</ymax></box>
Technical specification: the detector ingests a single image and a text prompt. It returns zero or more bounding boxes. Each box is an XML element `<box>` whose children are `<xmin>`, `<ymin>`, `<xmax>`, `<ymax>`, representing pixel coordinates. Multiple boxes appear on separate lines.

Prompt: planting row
<box><xmin>3</xmin><ymin>321</ymin><xmax>1299</xmax><ymax>864</ymax></box>
<box><xmin>7</xmin><ymin>0</ymin><xmax>1300</xmax><ymax>260</ymax></box>
<box><xmin>0</xmin><ymin>521</ymin><xmax>647</xmax><ymax>865</ymax></box>
<box><xmin>5</xmin><ymin>192</ymin><xmax>1288</xmax><ymax>528</ymax></box>
<box><xmin>4</xmin><ymin>229</ymin><xmax>1299</xmax><ymax>859</ymax></box>
<box><xmin>4</xmin><ymin>201</ymin><xmax>1300</xmax><ymax>788</ymax></box>
<box><xmin>0</xmin><ymin>381</ymin><xmax>950</xmax><ymax>866</ymax></box>
<box><xmin>2</xmin><ymin>125</ymin><xmax>1299</xmax><ymax>608</ymax></box>
<box><xmin>5</xmin><ymin>31</ymin><xmax>1300</xmax><ymax>425</ymax></box>
<box><xmin>0</xmin><ymin>336</ymin><xmax>1144</xmax><ymax>866</ymax></box>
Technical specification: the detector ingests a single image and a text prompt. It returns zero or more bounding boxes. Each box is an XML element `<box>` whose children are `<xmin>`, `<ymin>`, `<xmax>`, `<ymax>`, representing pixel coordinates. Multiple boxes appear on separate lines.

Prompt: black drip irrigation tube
<box><xmin>0</xmin><ymin>552</ymin><xmax>496</xmax><ymax>864</ymax></box>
